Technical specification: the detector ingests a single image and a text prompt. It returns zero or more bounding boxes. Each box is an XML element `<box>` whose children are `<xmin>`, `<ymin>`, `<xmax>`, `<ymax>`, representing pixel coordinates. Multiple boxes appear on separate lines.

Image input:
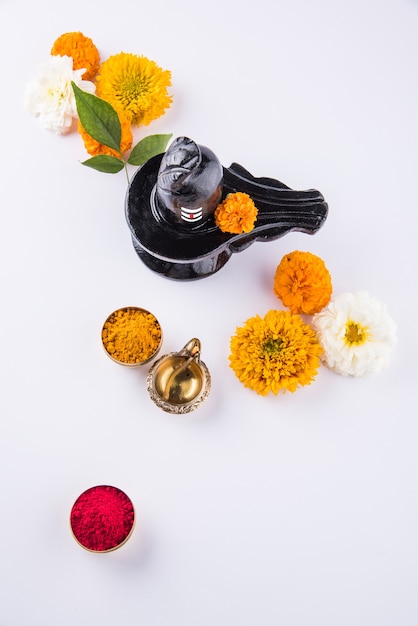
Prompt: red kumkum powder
<box><xmin>70</xmin><ymin>485</ymin><xmax>135</xmax><ymax>552</ymax></box>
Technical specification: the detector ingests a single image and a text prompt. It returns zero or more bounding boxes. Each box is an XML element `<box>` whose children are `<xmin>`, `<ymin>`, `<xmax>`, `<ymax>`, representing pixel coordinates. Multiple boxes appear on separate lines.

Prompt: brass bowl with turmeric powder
<box><xmin>101</xmin><ymin>307</ymin><xmax>162</xmax><ymax>367</ymax></box>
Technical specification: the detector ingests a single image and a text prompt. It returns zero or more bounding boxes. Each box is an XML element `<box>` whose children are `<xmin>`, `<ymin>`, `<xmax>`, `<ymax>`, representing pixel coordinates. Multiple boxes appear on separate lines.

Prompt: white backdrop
<box><xmin>1</xmin><ymin>0</ymin><xmax>418</xmax><ymax>624</ymax></box>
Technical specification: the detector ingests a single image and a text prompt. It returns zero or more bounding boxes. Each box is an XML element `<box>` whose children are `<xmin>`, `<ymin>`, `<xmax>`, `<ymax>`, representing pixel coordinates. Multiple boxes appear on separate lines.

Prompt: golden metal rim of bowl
<box><xmin>101</xmin><ymin>306</ymin><xmax>163</xmax><ymax>367</ymax></box>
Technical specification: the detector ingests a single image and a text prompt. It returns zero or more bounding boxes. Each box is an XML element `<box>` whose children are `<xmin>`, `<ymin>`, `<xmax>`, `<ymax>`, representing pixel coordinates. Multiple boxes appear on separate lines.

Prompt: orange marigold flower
<box><xmin>95</xmin><ymin>53</ymin><xmax>172</xmax><ymax>126</ymax></box>
<box><xmin>273</xmin><ymin>250</ymin><xmax>332</xmax><ymax>315</ymax></box>
<box><xmin>229</xmin><ymin>309</ymin><xmax>322</xmax><ymax>396</ymax></box>
<box><xmin>78</xmin><ymin>109</ymin><xmax>133</xmax><ymax>157</ymax></box>
<box><xmin>214</xmin><ymin>192</ymin><xmax>258</xmax><ymax>234</ymax></box>
<box><xmin>51</xmin><ymin>32</ymin><xmax>100</xmax><ymax>81</ymax></box>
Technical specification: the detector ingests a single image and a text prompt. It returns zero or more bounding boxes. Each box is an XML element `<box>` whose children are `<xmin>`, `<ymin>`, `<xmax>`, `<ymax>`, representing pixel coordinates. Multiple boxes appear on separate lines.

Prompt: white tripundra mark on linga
<box><xmin>181</xmin><ymin>207</ymin><xmax>203</xmax><ymax>222</ymax></box>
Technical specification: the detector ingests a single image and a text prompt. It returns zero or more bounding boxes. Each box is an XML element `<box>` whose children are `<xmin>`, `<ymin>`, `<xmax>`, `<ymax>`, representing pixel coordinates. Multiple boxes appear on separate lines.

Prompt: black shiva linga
<box><xmin>125</xmin><ymin>136</ymin><xmax>328</xmax><ymax>280</ymax></box>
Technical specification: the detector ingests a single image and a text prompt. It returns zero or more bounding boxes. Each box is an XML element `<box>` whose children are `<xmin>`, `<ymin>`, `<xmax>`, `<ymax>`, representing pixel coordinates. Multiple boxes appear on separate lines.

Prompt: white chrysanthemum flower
<box><xmin>24</xmin><ymin>55</ymin><xmax>95</xmax><ymax>134</ymax></box>
<box><xmin>312</xmin><ymin>291</ymin><xmax>397</xmax><ymax>377</ymax></box>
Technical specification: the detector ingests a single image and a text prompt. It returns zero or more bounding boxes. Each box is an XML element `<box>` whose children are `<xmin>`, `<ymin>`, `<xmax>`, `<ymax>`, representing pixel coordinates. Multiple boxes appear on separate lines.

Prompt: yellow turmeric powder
<box><xmin>102</xmin><ymin>307</ymin><xmax>162</xmax><ymax>365</ymax></box>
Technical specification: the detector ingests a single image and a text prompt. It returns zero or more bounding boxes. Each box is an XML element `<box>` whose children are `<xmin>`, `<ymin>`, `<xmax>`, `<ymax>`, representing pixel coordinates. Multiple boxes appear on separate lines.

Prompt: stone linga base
<box><xmin>125</xmin><ymin>137</ymin><xmax>329</xmax><ymax>281</ymax></box>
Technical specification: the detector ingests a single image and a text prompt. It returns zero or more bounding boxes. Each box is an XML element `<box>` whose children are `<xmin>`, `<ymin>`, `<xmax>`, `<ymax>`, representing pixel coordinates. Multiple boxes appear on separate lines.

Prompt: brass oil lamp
<box><xmin>146</xmin><ymin>338</ymin><xmax>211</xmax><ymax>414</ymax></box>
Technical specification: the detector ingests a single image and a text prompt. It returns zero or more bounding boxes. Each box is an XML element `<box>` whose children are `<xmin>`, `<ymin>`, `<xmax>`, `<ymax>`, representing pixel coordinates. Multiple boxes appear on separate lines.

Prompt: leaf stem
<box><xmin>123</xmin><ymin>161</ymin><xmax>130</xmax><ymax>184</ymax></box>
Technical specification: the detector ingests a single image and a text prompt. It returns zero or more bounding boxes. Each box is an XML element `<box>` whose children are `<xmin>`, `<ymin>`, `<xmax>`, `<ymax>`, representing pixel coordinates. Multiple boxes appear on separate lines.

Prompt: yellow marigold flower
<box><xmin>229</xmin><ymin>309</ymin><xmax>322</xmax><ymax>396</ymax></box>
<box><xmin>51</xmin><ymin>32</ymin><xmax>100</xmax><ymax>81</ymax></box>
<box><xmin>78</xmin><ymin>109</ymin><xmax>133</xmax><ymax>157</ymax></box>
<box><xmin>95</xmin><ymin>53</ymin><xmax>172</xmax><ymax>126</ymax></box>
<box><xmin>273</xmin><ymin>250</ymin><xmax>332</xmax><ymax>315</ymax></box>
<box><xmin>214</xmin><ymin>192</ymin><xmax>258</xmax><ymax>234</ymax></box>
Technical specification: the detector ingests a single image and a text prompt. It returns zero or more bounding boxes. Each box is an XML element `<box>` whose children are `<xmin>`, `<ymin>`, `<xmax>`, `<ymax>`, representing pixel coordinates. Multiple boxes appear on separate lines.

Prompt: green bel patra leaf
<box><xmin>72</xmin><ymin>81</ymin><xmax>122</xmax><ymax>154</ymax></box>
<box><xmin>127</xmin><ymin>133</ymin><xmax>173</xmax><ymax>166</ymax></box>
<box><xmin>82</xmin><ymin>155</ymin><xmax>125</xmax><ymax>174</ymax></box>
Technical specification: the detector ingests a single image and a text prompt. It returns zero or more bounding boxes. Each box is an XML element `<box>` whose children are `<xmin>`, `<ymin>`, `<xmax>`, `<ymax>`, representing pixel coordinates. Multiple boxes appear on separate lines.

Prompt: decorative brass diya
<box><xmin>146</xmin><ymin>338</ymin><xmax>211</xmax><ymax>414</ymax></box>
